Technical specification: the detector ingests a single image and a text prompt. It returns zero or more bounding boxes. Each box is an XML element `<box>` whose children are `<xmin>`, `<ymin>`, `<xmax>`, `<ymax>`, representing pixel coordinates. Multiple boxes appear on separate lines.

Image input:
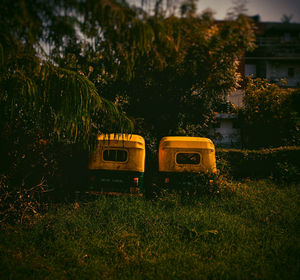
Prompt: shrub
<box><xmin>216</xmin><ymin>146</ymin><xmax>300</xmax><ymax>182</ymax></box>
<box><xmin>0</xmin><ymin>130</ymin><xmax>89</xmax><ymax>224</ymax></box>
<box><xmin>238</xmin><ymin>78</ymin><xmax>300</xmax><ymax>148</ymax></box>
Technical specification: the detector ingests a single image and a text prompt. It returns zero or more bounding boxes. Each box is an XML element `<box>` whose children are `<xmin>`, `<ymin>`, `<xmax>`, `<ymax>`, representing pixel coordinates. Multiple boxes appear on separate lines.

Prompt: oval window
<box><xmin>103</xmin><ymin>149</ymin><xmax>127</xmax><ymax>162</ymax></box>
<box><xmin>176</xmin><ymin>153</ymin><xmax>200</xmax><ymax>164</ymax></box>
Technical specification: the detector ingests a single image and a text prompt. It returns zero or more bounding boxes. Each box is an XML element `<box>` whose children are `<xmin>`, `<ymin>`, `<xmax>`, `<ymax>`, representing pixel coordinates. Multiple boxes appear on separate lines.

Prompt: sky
<box><xmin>197</xmin><ymin>0</ymin><xmax>300</xmax><ymax>22</ymax></box>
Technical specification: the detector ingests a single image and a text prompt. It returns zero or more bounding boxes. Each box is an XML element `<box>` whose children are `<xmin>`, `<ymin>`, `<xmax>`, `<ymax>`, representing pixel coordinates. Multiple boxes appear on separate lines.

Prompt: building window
<box><xmin>283</xmin><ymin>33</ymin><xmax>291</xmax><ymax>42</ymax></box>
<box><xmin>245</xmin><ymin>64</ymin><xmax>257</xmax><ymax>77</ymax></box>
<box><xmin>288</xmin><ymin>68</ymin><xmax>295</xmax><ymax>78</ymax></box>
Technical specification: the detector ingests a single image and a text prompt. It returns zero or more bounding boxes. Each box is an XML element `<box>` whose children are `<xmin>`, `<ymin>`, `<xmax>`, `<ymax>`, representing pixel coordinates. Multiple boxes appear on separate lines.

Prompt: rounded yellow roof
<box><xmin>97</xmin><ymin>134</ymin><xmax>145</xmax><ymax>148</ymax></box>
<box><xmin>159</xmin><ymin>136</ymin><xmax>214</xmax><ymax>149</ymax></box>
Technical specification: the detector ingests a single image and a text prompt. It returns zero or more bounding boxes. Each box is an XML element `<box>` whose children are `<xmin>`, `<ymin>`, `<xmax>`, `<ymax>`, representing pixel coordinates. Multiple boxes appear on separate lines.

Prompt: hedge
<box><xmin>216</xmin><ymin>146</ymin><xmax>300</xmax><ymax>181</ymax></box>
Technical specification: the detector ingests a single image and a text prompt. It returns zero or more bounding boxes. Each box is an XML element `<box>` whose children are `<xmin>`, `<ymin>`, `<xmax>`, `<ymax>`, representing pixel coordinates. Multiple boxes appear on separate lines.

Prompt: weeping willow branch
<box><xmin>42</xmin><ymin>64</ymin><xmax>133</xmax><ymax>142</ymax></box>
<box><xmin>0</xmin><ymin>51</ymin><xmax>133</xmax><ymax>146</ymax></box>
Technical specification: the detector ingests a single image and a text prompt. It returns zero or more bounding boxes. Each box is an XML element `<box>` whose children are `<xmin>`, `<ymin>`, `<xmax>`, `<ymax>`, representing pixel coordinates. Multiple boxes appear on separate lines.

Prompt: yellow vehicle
<box><xmin>88</xmin><ymin>134</ymin><xmax>145</xmax><ymax>196</ymax></box>
<box><xmin>158</xmin><ymin>136</ymin><xmax>217</xmax><ymax>189</ymax></box>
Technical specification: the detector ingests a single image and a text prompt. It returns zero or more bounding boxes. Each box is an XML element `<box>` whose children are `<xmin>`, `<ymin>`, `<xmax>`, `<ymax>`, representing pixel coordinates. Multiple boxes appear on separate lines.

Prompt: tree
<box><xmin>226</xmin><ymin>0</ymin><xmax>248</xmax><ymax>19</ymax></box>
<box><xmin>122</xmin><ymin>14</ymin><xmax>255</xmax><ymax>137</ymax></box>
<box><xmin>238</xmin><ymin>77</ymin><xmax>300</xmax><ymax>148</ymax></box>
<box><xmin>281</xmin><ymin>14</ymin><xmax>293</xmax><ymax>23</ymax></box>
<box><xmin>0</xmin><ymin>0</ymin><xmax>134</xmax><ymax>221</ymax></box>
<box><xmin>60</xmin><ymin>4</ymin><xmax>255</xmax><ymax>138</ymax></box>
<box><xmin>0</xmin><ymin>0</ymin><xmax>258</xmax><ymax>220</ymax></box>
<box><xmin>1</xmin><ymin>0</ymin><xmax>257</xmax><ymax>145</ymax></box>
<box><xmin>0</xmin><ymin>0</ymin><xmax>133</xmax><ymax>146</ymax></box>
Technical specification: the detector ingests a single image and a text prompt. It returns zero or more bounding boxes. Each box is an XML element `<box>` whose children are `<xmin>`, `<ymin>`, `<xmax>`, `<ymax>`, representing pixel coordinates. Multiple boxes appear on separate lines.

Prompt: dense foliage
<box><xmin>0</xmin><ymin>0</ymin><xmax>256</xmax><ymax>143</ymax></box>
<box><xmin>0</xmin><ymin>0</ymin><xmax>133</xmax><ymax>145</ymax></box>
<box><xmin>238</xmin><ymin>78</ymin><xmax>300</xmax><ymax>148</ymax></box>
<box><xmin>1</xmin><ymin>5</ymin><xmax>299</xmax><ymax>279</ymax></box>
<box><xmin>216</xmin><ymin>146</ymin><xmax>300</xmax><ymax>182</ymax></box>
<box><xmin>0</xmin><ymin>0</ymin><xmax>257</xmax><ymax>222</ymax></box>
<box><xmin>0</xmin><ymin>0</ymin><xmax>257</xmax><ymax>143</ymax></box>
<box><xmin>56</xmin><ymin>6</ymin><xmax>255</xmax><ymax>138</ymax></box>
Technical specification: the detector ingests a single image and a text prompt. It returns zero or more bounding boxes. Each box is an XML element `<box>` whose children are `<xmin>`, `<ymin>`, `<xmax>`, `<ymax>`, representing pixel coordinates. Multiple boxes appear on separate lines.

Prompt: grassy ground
<box><xmin>0</xmin><ymin>180</ymin><xmax>299</xmax><ymax>279</ymax></box>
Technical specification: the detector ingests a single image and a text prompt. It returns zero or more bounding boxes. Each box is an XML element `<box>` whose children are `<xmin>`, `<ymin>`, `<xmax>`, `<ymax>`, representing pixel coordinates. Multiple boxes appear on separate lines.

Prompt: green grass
<box><xmin>1</xmin><ymin>180</ymin><xmax>299</xmax><ymax>279</ymax></box>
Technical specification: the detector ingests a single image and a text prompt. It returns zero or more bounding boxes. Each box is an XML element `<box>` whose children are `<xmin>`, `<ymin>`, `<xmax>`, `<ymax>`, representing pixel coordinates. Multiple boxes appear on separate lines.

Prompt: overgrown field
<box><xmin>1</xmin><ymin>180</ymin><xmax>299</xmax><ymax>279</ymax></box>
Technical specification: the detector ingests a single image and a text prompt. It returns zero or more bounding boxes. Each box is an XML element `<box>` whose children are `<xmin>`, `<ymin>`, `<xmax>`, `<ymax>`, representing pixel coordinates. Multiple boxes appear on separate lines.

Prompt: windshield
<box><xmin>103</xmin><ymin>149</ymin><xmax>127</xmax><ymax>162</ymax></box>
<box><xmin>176</xmin><ymin>153</ymin><xmax>201</xmax><ymax>164</ymax></box>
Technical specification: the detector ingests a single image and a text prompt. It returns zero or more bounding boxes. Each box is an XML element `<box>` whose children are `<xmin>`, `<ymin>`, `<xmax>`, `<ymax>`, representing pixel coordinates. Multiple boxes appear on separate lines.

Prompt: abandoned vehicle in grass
<box><xmin>87</xmin><ymin>134</ymin><xmax>217</xmax><ymax>195</ymax></box>
<box><xmin>88</xmin><ymin>134</ymin><xmax>146</xmax><ymax>196</ymax></box>
<box><xmin>158</xmin><ymin>136</ymin><xmax>217</xmax><ymax>190</ymax></box>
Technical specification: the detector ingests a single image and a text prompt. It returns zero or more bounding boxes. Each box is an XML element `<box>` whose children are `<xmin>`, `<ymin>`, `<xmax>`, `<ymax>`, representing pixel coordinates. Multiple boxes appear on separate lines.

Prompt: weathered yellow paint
<box><xmin>158</xmin><ymin>136</ymin><xmax>217</xmax><ymax>173</ymax></box>
<box><xmin>89</xmin><ymin>134</ymin><xmax>145</xmax><ymax>172</ymax></box>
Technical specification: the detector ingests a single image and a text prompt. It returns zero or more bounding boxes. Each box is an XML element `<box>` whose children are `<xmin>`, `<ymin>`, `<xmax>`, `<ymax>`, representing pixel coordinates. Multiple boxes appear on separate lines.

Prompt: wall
<box><xmin>266</xmin><ymin>61</ymin><xmax>300</xmax><ymax>87</ymax></box>
<box><xmin>209</xmin><ymin>116</ymin><xmax>240</xmax><ymax>147</ymax></box>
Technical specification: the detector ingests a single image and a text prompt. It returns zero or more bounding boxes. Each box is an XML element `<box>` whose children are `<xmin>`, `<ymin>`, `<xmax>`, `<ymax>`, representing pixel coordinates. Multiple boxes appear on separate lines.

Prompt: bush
<box><xmin>0</xmin><ymin>130</ymin><xmax>89</xmax><ymax>224</ymax></box>
<box><xmin>238</xmin><ymin>78</ymin><xmax>300</xmax><ymax>148</ymax></box>
<box><xmin>216</xmin><ymin>146</ymin><xmax>300</xmax><ymax>182</ymax></box>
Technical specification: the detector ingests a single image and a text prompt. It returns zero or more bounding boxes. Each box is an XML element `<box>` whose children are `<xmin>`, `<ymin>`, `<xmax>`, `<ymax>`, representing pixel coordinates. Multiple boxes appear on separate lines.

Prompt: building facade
<box><xmin>211</xmin><ymin>19</ymin><xmax>300</xmax><ymax>147</ymax></box>
<box><xmin>245</xmin><ymin>20</ymin><xmax>300</xmax><ymax>87</ymax></box>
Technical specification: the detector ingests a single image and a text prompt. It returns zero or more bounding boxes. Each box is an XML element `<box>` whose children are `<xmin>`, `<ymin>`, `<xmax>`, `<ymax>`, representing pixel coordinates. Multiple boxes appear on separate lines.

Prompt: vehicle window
<box><xmin>103</xmin><ymin>149</ymin><xmax>127</xmax><ymax>162</ymax></box>
<box><xmin>176</xmin><ymin>153</ymin><xmax>200</xmax><ymax>164</ymax></box>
